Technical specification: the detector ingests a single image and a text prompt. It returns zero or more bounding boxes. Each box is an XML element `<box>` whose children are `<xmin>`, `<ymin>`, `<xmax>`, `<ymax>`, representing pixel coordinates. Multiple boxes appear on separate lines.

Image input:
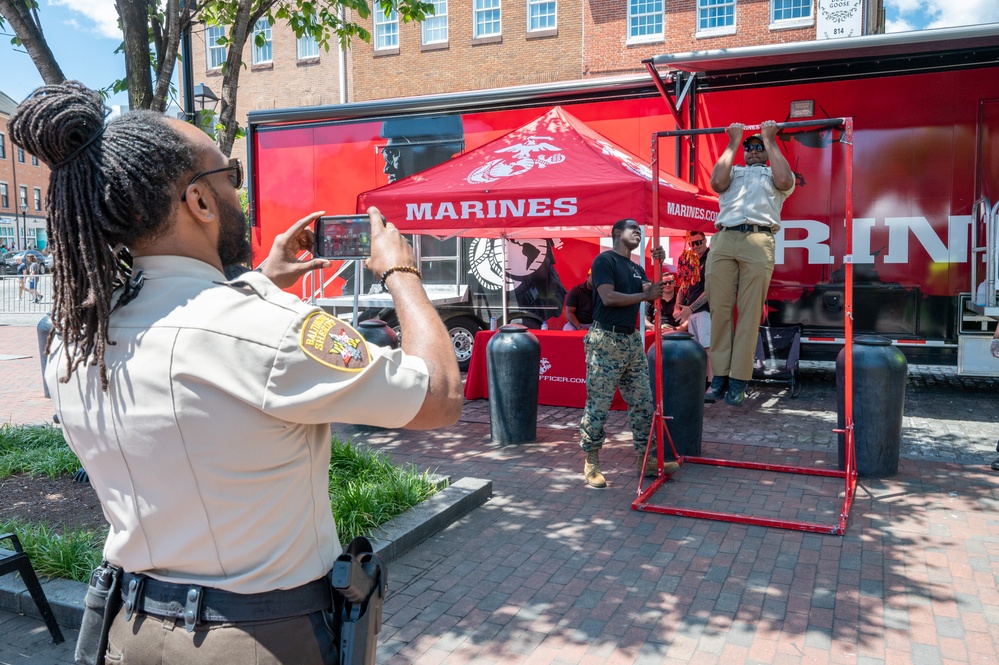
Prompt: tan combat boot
<box><xmin>639</xmin><ymin>452</ymin><xmax>680</xmax><ymax>477</ymax></box>
<box><xmin>584</xmin><ymin>449</ymin><xmax>607</xmax><ymax>488</ymax></box>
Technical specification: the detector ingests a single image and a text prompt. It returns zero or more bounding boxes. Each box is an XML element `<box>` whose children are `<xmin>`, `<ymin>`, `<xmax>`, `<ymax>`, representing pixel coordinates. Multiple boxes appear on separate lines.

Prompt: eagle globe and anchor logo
<box><xmin>467</xmin><ymin>135</ymin><xmax>566</xmax><ymax>185</ymax></box>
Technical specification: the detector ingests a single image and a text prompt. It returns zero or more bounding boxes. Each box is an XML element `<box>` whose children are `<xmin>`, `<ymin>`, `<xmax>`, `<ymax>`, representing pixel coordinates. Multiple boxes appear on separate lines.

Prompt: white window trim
<box><xmin>769</xmin><ymin>0</ymin><xmax>813</xmax><ymax>29</ymax></box>
<box><xmin>297</xmin><ymin>34</ymin><xmax>320</xmax><ymax>60</ymax></box>
<box><xmin>206</xmin><ymin>25</ymin><xmax>226</xmax><ymax>70</ymax></box>
<box><xmin>695</xmin><ymin>0</ymin><xmax>737</xmax><ymax>38</ymax></box>
<box><xmin>626</xmin><ymin>1</ymin><xmax>664</xmax><ymax>45</ymax></box>
<box><xmin>252</xmin><ymin>20</ymin><xmax>273</xmax><ymax>64</ymax></box>
<box><xmin>473</xmin><ymin>0</ymin><xmax>502</xmax><ymax>39</ymax></box>
<box><xmin>527</xmin><ymin>0</ymin><xmax>557</xmax><ymax>33</ymax></box>
<box><xmin>374</xmin><ymin>9</ymin><xmax>400</xmax><ymax>50</ymax></box>
<box><xmin>422</xmin><ymin>0</ymin><xmax>449</xmax><ymax>45</ymax></box>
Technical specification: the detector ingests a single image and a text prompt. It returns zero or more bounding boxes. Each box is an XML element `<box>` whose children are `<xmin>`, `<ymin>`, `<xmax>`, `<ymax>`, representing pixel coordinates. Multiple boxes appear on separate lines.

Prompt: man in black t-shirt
<box><xmin>647</xmin><ymin>273</ymin><xmax>684</xmax><ymax>330</ymax></box>
<box><xmin>579</xmin><ymin>218</ymin><xmax>678</xmax><ymax>489</ymax></box>
<box><xmin>562</xmin><ymin>269</ymin><xmax>594</xmax><ymax>330</ymax></box>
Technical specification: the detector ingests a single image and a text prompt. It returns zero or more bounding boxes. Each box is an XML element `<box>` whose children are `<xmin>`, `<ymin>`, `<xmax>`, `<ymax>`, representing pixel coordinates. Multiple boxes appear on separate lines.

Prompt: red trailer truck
<box><xmin>247</xmin><ymin>23</ymin><xmax>999</xmax><ymax>375</ymax></box>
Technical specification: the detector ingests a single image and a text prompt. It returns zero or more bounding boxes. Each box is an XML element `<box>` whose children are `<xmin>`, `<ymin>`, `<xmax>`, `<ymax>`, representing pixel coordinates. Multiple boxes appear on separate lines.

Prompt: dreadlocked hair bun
<box><xmin>7</xmin><ymin>81</ymin><xmax>106</xmax><ymax>169</ymax></box>
<box><xmin>8</xmin><ymin>81</ymin><xmax>200</xmax><ymax>390</ymax></box>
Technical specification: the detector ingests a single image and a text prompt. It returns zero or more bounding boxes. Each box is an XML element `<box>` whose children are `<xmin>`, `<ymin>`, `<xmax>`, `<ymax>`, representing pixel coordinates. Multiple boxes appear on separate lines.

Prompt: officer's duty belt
<box><xmin>721</xmin><ymin>223</ymin><xmax>773</xmax><ymax>234</ymax></box>
<box><xmin>593</xmin><ymin>321</ymin><xmax>636</xmax><ymax>335</ymax></box>
<box><xmin>122</xmin><ymin>572</ymin><xmax>332</xmax><ymax>631</ymax></box>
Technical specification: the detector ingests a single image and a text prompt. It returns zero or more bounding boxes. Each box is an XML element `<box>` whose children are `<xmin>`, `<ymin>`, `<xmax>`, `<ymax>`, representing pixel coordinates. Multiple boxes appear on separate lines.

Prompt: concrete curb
<box><xmin>0</xmin><ymin>476</ymin><xmax>492</xmax><ymax>631</ymax></box>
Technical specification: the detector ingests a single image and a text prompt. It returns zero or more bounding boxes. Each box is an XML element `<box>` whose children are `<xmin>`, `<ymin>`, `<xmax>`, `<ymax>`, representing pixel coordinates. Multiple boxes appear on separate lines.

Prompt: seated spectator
<box><xmin>647</xmin><ymin>273</ymin><xmax>685</xmax><ymax>331</ymax></box>
<box><xmin>563</xmin><ymin>269</ymin><xmax>594</xmax><ymax>330</ymax></box>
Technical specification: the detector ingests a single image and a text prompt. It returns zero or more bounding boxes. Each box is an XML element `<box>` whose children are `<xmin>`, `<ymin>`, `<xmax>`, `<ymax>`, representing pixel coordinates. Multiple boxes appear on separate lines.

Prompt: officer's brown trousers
<box><xmin>103</xmin><ymin>607</ymin><xmax>337</xmax><ymax>664</ymax></box>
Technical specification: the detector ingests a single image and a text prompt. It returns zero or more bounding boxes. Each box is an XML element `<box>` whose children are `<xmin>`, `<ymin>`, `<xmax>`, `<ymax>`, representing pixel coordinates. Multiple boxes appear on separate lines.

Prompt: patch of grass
<box><xmin>330</xmin><ymin>437</ymin><xmax>443</xmax><ymax>544</ymax></box>
<box><xmin>0</xmin><ymin>423</ymin><xmax>80</xmax><ymax>479</ymax></box>
<box><xmin>0</xmin><ymin>518</ymin><xmax>104</xmax><ymax>583</ymax></box>
<box><xmin>1</xmin><ymin>431</ymin><xmax>441</xmax><ymax>577</ymax></box>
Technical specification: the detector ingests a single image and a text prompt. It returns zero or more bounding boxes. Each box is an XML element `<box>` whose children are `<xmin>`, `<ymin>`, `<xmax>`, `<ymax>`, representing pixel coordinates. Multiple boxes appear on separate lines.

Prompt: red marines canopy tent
<box><xmin>357</xmin><ymin>106</ymin><xmax>717</xmax><ymax>238</ymax></box>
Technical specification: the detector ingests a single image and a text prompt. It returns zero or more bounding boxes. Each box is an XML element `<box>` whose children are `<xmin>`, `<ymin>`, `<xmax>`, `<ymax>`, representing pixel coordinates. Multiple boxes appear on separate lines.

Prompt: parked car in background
<box><xmin>2</xmin><ymin>250</ymin><xmax>48</xmax><ymax>275</ymax></box>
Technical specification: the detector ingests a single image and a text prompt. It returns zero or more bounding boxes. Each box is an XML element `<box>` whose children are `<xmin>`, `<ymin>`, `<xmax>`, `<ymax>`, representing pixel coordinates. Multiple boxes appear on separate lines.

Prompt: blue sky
<box><xmin>1</xmin><ymin>1</ymin><xmax>997</xmax><ymax>110</ymax></box>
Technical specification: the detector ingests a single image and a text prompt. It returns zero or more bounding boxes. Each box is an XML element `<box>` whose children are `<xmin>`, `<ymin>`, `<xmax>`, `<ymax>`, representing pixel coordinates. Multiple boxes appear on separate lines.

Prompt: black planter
<box><xmin>837</xmin><ymin>335</ymin><xmax>907</xmax><ymax>478</ymax></box>
<box><xmin>487</xmin><ymin>324</ymin><xmax>540</xmax><ymax>444</ymax></box>
<box><xmin>647</xmin><ymin>331</ymin><xmax>706</xmax><ymax>456</ymax></box>
<box><xmin>357</xmin><ymin>319</ymin><xmax>399</xmax><ymax>349</ymax></box>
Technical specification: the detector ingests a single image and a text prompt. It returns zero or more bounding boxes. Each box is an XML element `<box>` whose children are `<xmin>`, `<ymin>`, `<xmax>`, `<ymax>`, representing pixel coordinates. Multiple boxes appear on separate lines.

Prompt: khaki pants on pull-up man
<box><xmin>704</xmin><ymin>120</ymin><xmax>795</xmax><ymax>407</ymax></box>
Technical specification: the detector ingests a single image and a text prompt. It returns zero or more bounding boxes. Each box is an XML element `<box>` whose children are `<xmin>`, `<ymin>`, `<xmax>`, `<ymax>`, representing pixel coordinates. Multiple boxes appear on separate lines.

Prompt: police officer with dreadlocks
<box><xmin>9</xmin><ymin>81</ymin><xmax>462</xmax><ymax>665</ymax></box>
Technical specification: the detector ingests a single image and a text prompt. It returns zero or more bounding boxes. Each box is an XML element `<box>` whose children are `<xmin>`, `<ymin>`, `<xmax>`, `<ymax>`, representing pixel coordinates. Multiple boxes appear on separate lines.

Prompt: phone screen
<box><xmin>314</xmin><ymin>215</ymin><xmax>372</xmax><ymax>259</ymax></box>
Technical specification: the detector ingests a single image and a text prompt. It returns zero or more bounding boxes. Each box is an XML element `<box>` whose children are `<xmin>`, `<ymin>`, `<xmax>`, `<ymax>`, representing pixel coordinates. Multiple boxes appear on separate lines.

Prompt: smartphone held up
<box><xmin>314</xmin><ymin>215</ymin><xmax>372</xmax><ymax>259</ymax></box>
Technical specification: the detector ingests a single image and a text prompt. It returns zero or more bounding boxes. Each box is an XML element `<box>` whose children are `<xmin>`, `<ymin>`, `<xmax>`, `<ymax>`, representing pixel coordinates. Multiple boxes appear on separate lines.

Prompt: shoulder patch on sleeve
<box><xmin>299</xmin><ymin>312</ymin><xmax>370</xmax><ymax>372</ymax></box>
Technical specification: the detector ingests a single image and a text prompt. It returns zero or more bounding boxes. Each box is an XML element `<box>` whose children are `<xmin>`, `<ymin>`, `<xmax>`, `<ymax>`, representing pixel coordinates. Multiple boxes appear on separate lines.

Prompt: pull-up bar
<box><xmin>637</xmin><ymin>117</ymin><xmax>857</xmax><ymax>536</ymax></box>
<box><xmin>655</xmin><ymin>117</ymin><xmax>847</xmax><ymax>138</ymax></box>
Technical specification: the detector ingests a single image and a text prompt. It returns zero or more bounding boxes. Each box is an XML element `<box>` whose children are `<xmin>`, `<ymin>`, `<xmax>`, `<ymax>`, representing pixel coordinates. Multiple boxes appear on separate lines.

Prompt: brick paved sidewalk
<box><xmin>2</xmin><ymin>321</ymin><xmax>998</xmax><ymax>664</ymax></box>
<box><xmin>347</xmin><ymin>416</ymin><xmax>999</xmax><ymax>665</ymax></box>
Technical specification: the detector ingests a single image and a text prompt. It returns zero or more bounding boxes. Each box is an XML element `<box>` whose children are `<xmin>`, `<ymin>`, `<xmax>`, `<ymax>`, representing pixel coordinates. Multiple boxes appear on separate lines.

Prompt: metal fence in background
<box><xmin>0</xmin><ymin>274</ymin><xmax>53</xmax><ymax>314</ymax></box>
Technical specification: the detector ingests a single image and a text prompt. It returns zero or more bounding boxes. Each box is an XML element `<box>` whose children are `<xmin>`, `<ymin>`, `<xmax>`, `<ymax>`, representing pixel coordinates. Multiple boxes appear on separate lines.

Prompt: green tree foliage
<box><xmin>0</xmin><ymin>1</ymin><xmax>433</xmax><ymax>155</ymax></box>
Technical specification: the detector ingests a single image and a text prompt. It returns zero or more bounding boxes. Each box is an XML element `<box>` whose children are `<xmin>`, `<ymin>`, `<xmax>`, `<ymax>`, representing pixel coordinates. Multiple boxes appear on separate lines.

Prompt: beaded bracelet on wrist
<box><xmin>379</xmin><ymin>265</ymin><xmax>422</xmax><ymax>291</ymax></box>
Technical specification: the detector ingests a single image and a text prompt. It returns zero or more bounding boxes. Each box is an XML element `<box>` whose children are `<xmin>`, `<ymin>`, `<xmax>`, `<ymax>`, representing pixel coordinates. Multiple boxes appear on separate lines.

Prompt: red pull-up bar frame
<box><xmin>635</xmin><ymin>117</ymin><xmax>857</xmax><ymax>536</ymax></box>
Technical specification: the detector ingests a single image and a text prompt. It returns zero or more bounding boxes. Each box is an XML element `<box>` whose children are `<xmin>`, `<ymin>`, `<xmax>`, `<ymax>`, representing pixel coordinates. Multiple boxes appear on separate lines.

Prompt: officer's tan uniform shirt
<box><xmin>46</xmin><ymin>256</ymin><xmax>429</xmax><ymax>594</ymax></box>
<box><xmin>714</xmin><ymin>164</ymin><xmax>794</xmax><ymax>232</ymax></box>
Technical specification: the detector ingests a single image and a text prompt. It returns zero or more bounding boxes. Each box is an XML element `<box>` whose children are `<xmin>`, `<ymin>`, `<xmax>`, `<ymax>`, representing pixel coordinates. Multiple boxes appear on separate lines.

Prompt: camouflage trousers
<box><xmin>579</xmin><ymin>327</ymin><xmax>653</xmax><ymax>452</ymax></box>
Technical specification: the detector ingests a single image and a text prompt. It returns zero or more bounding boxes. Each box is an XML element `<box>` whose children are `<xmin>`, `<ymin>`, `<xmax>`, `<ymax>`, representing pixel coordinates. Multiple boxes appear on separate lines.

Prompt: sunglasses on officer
<box><xmin>181</xmin><ymin>158</ymin><xmax>243</xmax><ymax>201</ymax></box>
<box><xmin>743</xmin><ymin>142</ymin><xmax>766</xmax><ymax>153</ymax></box>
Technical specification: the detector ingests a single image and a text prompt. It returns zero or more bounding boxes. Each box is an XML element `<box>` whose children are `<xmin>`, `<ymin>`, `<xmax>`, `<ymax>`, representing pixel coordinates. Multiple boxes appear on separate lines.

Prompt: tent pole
<box><xmin>502</xmin><ymin>237</ymin><xmax>509</xmax><ymax>326</ymax></box>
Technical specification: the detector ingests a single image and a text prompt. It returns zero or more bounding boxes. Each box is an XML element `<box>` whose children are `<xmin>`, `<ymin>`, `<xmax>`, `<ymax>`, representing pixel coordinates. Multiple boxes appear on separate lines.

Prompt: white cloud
<box><xmin>49</xmin><ymin>0</ymin><xmax>121</xmax><ymax>40</ymax></box>
<box><xmin>884</xmin><ymin>0</ymin><xmax>999</xmax><ymax>30</ymax></box>
<box><xmin>885</xmin><ymin>18</ymin><xmax>916</xmax><ymax>33</ymax></box>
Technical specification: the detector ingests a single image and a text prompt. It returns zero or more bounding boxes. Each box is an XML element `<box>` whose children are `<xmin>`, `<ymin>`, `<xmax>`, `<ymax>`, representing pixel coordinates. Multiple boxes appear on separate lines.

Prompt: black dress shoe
<box><xmin>991</xmin><ymin>458</ymin><xmax>999</xmax><ymax>471</ymax></box>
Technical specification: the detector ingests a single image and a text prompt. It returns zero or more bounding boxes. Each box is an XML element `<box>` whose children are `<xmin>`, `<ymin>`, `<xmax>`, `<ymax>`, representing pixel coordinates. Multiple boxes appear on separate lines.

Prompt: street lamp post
<box><xmin>20</xmin><ymin>203</ymin><xmax>27</xmax><ymax>250</ymax></box>
<box><xmin>193</xmin><ymin>83</ymin><xmax>219</xmax><ymax>133</ymax></box>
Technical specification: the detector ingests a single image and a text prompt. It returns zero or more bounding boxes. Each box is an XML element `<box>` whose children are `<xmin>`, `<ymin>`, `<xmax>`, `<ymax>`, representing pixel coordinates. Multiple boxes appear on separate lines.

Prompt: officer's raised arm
<box><xmin>364</xmin><ymin>207</ymin><xmax>463</xmax><ymax>429</ymax></box>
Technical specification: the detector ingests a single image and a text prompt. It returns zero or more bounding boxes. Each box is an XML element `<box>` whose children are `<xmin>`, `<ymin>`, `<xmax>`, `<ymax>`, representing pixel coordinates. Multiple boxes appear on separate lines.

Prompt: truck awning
<box><xmin>650</xmin><ymin>23</ymin><xmax>999</xmax><ymax>73</ymax></box>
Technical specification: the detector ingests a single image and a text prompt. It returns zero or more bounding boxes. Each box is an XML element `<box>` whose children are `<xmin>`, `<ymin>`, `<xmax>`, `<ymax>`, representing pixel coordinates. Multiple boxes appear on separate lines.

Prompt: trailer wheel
<box><xmin>446</xmin><ymin>316</ymin><xmax>481</xmax><ymax>371</ymax></box>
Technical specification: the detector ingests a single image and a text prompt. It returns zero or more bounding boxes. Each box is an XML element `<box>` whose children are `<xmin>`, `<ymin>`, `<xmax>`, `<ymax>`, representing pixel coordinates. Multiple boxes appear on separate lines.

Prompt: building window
<box><xmin>698</xmin><ymin>0</ymin><xmax>736</xmax><ymax>34</ymax></box>
<box><xmin>252</xmin><ymin>19</ymin><xmax>273</xmax><ymax>64</ymax></box>
<box><xmin>771</xmin><ymin>0</ymin><xmax>812</xmax><ymax>27</ymax></box>
<box><xmin>19</xmin><ymin>185</ymin><xmax>27</xmax><ymax>209</ymax></box>
<box><xmin>17</xmin><ymin>147</ymin><xmax>24</xmax><ymax>163</ymax></box>
<box><xmin>374</xmin><ymin>7</ymin><xmax>399</xmax><ymax>50</ymax></box>
<box><xmin>297</xmin><ymin>34</ymin><xmax>319</xmax><ymax>59</ymax></box>
<box><xmin>474</xmin><ymin>0</ymin><xmax>501</xmax><ymax>38</ymax></box>
<box><xmin>0</xmin><ymin>133</ymin><xmax>5</xmax><ymax>159</ymax></box>
<box><xmin>628</xmin><ymin>0</ymin><xmax>663</xmax><ymax>43</ymax></box>
<box><xmin>31</xmin><ymin>154</ymin><xmax>38</xmax><ymax>166</ymax></box>
<box><xmin>206</xmin><ymin>25</ymin><xmax>226</xmax><ymax>69</ymax></box>
<box><xmin>0</xmin><ymin>183</ymin><xmax>8</xmax><ymax>209</ymax></box>
<box><xmin>422</xmin><ymin>0</ymin><xmax>448</xmax><ymax>44</ymax></box>
<box><xmin>33</xmin><ymin>188</ymin><xmax>41</xmax><ymax>211</ymax></box>
<box><xmin>528</xmin><ymin>0</ymin><xmax>556</xmax><ymax>32</ymax></box>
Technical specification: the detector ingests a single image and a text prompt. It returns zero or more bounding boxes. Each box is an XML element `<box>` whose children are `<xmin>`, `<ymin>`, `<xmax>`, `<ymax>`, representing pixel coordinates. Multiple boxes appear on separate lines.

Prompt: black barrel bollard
<box><xmin>837</xmin><ymin>335</ymin><xmax>907</xmax><ymax>478</ymax></box>
<box><xmin>647</xmin><ymin>331</ymin><xmax>707</xmax><ymax>456</ymax></box>
<box><xmin>37</xmin><ymin>314</ymin><xmax>53</xmax><ymax>399</ymax></box>
<box><xmin>487</xmin><ymin>324</ymin><xmax>540</xmax><ymax>444</ymax></box>
<box><xmin>357</xmin><ymin>319</ymin><xmax>399</xmax><ymax>349</ymax></box>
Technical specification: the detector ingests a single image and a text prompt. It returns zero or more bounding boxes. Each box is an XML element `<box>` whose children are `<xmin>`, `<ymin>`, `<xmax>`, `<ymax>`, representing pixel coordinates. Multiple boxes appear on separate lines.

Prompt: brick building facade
<box><xmin>0</xmin><ymin>91</ymin><xmax>49</xmax><ymax>251</ymax></box>
<box><xmin>188</xmin><ymin>1</ymin><xmax>884</xmax><ymax>163</ymax></box>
